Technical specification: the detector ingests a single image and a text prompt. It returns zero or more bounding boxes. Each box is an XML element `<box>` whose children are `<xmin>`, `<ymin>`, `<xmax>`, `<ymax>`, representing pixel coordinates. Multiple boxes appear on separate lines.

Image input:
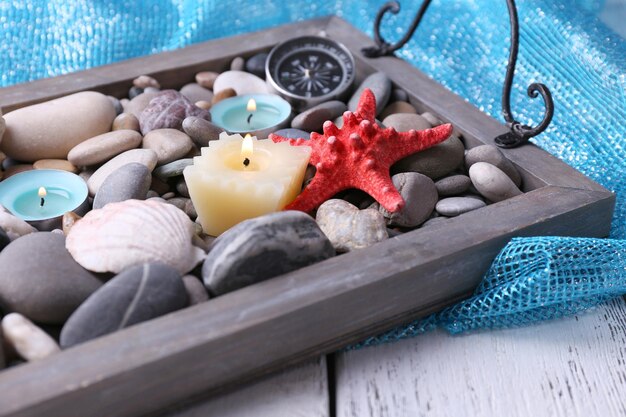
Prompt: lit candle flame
<box><xmin>246</xmin><ymin>98</ymin><xmax>257</xmax><ymax>112</ymax></box>
<box><xmin>242</xmin><ymin>134</ymin><xmax>254</xmax><ymax>159</ymax></box>
<box><xmin>38</xmin><ymin>187</ymin><xmax>47</xmax><ymax>198</ymax></box>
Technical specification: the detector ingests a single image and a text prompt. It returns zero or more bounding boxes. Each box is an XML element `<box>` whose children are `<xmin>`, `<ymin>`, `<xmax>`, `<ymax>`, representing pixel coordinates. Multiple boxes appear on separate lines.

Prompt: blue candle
<box><xmin>211</xmin><ymin>94</ymin><xmax>292</xmax><ymax>138</ymax></box>
<box><xmin>0</xmin><ymin>170</ymin><xmax>88</xmax><ymax>230</ymax></box>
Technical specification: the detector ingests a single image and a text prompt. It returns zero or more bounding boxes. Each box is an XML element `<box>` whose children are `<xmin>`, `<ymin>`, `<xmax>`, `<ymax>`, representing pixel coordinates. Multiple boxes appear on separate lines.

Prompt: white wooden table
<box><xmin>167</xmin><ymin>297</ymin><xmax>626</xmax><ymax>417</ymax></box>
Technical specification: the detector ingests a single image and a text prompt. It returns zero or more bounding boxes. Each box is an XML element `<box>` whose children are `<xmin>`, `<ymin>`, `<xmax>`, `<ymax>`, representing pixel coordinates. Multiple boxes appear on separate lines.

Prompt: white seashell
<box><xmin>66</xmin><ymin>199</ymin><xmax>205</xmax><ymax>274</ymax></box>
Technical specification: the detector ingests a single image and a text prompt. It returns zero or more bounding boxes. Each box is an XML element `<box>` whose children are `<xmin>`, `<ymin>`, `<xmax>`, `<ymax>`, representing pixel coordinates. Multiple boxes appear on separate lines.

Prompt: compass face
<box><xmin>266</xmin><ymin>36</ymin><xmax>356</xmax><ymax>108</ymax></box>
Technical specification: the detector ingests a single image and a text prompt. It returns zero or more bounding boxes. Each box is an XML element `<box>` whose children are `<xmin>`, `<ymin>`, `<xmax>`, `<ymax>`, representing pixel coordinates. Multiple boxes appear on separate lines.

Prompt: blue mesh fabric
<box><xmin>1</xmin><ymin>0</ymin><xmax>625</xmax><ymax>342</ymax></box>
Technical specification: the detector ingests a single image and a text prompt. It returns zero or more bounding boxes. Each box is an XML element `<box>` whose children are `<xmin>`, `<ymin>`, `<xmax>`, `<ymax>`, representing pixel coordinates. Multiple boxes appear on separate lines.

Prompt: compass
<box><xmin>266</xmin><ymin>36</ymin><xmax>356</xmax><ymax>110</ymax></box>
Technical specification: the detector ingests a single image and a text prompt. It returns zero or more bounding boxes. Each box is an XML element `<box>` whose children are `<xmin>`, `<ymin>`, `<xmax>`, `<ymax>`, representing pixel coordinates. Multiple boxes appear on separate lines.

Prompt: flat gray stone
<box><xmin>465</xmin><ymin>145</ymin><xmax>522</xmax><ymax>187</ymax></box>
<box><xmin>0</xmin><ymin>233</ymin><xmax>102</xmax><ymax>324</ymax></box>
<box><xmin>180</xmin><ymin>83</ymin><xmax>214</xmax><ymax>104</ymax></box>
<box><xmin>436</xmin><ymin>197</ymin><xmax>486</xmax><ymax>217</ymax></box>
<box><xmin>316</xmin><ymin>199</ymin><xmax>388</xmax><ymax>252</ymax></box>
<box><xmin>245</xmin><ymin>53</ymin><xmax>268</xmax><ymax>78</ymax></box>
<box><xmin>182</xmin><ymin>275</ymin><xmax>209</xmax><ymax>305</ymax></box>
<box><xmin>469</xmin><ymin>162</ymin><xmax>523</xmax><ymax>203</ymax></box>
<box><xmin>272</xmin><ymin>128</ymin><xmax>310</xmax><ymax>140</ymax></box>
<box><xmin>93</xmin><ymin>163</ymin><xmax>151</xmax><ymax>209</ymax></box>
<box><xmin>348</xmin><ymin>72</ymin><xmax>392</xmax><ymax>116</ymax></box>
<box><xmin>379</xmin><ymin>173</ymin><xmax>437</xmax><ymax>227</ymax></box>
<box><xmin>435</xmin><ymin>175</ymin><xmax>472</xmax><ymax>197</ymax></box>
<box><xmin>60</xmin><ymin>263</ymin><xmax>188</xmax><ymax>348</ymax></box>
<box><xmin>182</xmin><ymin>116</ymin><xmax>225</xmax><ymax>147</ymax></box>
<box><xmin>392</xmin><ymin>135</ymin><xmax>464</xmax><ymax>180</ymax></box>
<box><xmin>202</xmin><ymin>211</ymin><xmax>334</xmax><ymax>295</ymax></box>
<box><xmin>382</xmin><ymin>113</ymin><xmax>431</xmax><ymax>132</ymax></box>
<box><xmin>291</xmin><ymin>101</ymin><xmax>347</xmax><ymax>132</ymax></box>
<box><xmin>142</xmin><ymin>128</ymin><xmax>194</xmax><ymax>165</ymax></box>
<box><xmin>153</xmin><ymin>158</ymin><xmax>194</xmax><ymax>179</ymax></box>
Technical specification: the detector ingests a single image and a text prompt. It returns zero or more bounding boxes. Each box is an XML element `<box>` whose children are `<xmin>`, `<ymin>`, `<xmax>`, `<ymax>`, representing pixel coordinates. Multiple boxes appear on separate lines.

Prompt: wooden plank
<box><xmin>161</xmin><ymin>357</ymin><xmax>329</xmax><ymax>417</ymax></box>
<box><xmin>323</xmin><ymin>17</ymin><xmax>607</xmax><ymax>194</ymax></box>
<box><xmin>0</xmin><ymin>186</ymin><xmax>613</xmax><ymax>417</ymax></box>
<box><xmin>335</xmin><ymin>297</ymin><xmax>626</xmax><ymax>417</ymax></box>
<box><xmin>0</xmin><ymin>17</ymin><xmax>333</xmax><ymax>113</ymax></box>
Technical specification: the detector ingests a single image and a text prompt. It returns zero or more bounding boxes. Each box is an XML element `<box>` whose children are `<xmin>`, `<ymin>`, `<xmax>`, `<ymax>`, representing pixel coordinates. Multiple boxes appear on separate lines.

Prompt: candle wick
<box><xmin>243</xmin><ymin>158</ymin><xmax>251</xmax><ymax>167</ymax></box>
<box><xmin>40</xmin><ymin>197</ymin><xmax>45</xmax><ymax>207</ymax></box>
<box><xmin>247</xmin><ymin>113</ymin><xmax>253</xmax><ymax>124</ymax></box>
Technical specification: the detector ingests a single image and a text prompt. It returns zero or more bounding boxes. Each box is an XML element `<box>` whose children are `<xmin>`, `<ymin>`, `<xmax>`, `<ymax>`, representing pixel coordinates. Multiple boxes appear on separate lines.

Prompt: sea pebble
<box><xmin>421</xmin><ymin>112</ymin><xmax>441</xmax><ymax>126</ymax></box>
<box><xmin>142</xmin><ymin>128</ymin><xmax>193</xmax><ymax>165</ymax></box>
<box><xmin>125</xmin><ymin>90</ymin><xmax>160</xmax><ymax>118</ymax></box>
<box><xmin>195</xmin><ymin>100</ymin><xmax>211</xmax><ymax>110</ymax></box>
<box><xmin>316</xmin><ymin>199</ymin><xmax>388</xmax><ymax>252</ymax></box>
<box><xmin>128</xmin><ymin>86</ymin><xmax>144</xmax><ymax>99</ymax></box>
<box><xmin>195</xmin><ymin>71</ymin><xmax>219</xmax><ymax>89</ymax></box>
<box><xmin>150</xmin><ymin>175</ymin><xmax>171</xmax><ymax>195</ymax></box>
<box><xmin>291</xmin><ymin>101</ymin><xmax>347</xmax><ymax>132</ymax></box>
<box><xmin>66</xmin><ymin>200</ymin><xmax>205</xmax><ymax>274</ymax></box>
<box><xmin>393</xmin><ymin>135</ymin><xmax>464</xmax><ymax>180</ymax></box>
<box><xmin>421</xmin><ymin>216</ymin><xmax>449</xmax><ymax>228</ymax></box>
<box><xmin>133</xmin><ymin>75</ymin><xmax>160</xmax><ymax>89</ymax></box>
<box><xmin>153</xmin><ymin>158</ymin><xmax>193</xmax><ymax>179</ymax></box>
<box><xmin>176</xmin><ymin>178</ymin><xmax>189</xmax><ymax>197</ymax></box>
<box><xmin>68</xmin><ymin>130</ymin><xmax>143</xmax><ymax>167</ymax></box>
<box><xmin>272</xmin><ymin>128</ymin><xmax>310</xmax><ymax>140</ymax></box>
<box><xmin>379</xmin><ymin>173</ymin><xmax>437</xmax><ymax>227</ymax></box>
<box><xmin>1</xmin><ymin>313</ymin><xmax>60</xmax><ymax>361</ymax></box>
<box><xmin>436</xmin><ymin>196</ymin><xmax>486</xmax><ymax>217</ymax></box>
<box><xmin>390</xmin><ymin>88</ymin><xmax>408</xmax><ymax>102</ymax></box>
<box><xmin>180</xmin><ymin>83</ymin><xmax>214</xmax><ymax>104</ymax></box>
<box><xmin>93</xmin><ymin>163</ymin><xmax>151</xmax><ymax>209</ymax></box>
<box><xmin>139</xmin><ymin>90</ymin><xmax>211</xmax><ymax>135</ymax></box>
<box><xmin>0</xmin><ymin>233</ymin><xmax>102</xmax><ymax>324</ymax></box>
<box><xmin>62</xmin><ymin>212</ymin><xmax>81</xmax><ymax>235</ymax></box>
<box><xmin>1</xmin><ymin>92</ymin><xmax>116</xmax><ymax>162</ymax></box>
<box><xmin>60</xmin><ymin>263</ymin><xmax>188</xmax><ymax>348</ymax></box>
<box><xmin>245</xmin><ymin>53</ymin><xmax>268</xmax><ymax>78</ymax></box>
<box><xmin>213</xmin><ymin>71</ymin><xmax>270</xmax><ymax>95</ymax></box>
<box><xmin>465</xmin><ymin>145</ymin><xmax>522</xmax><ymax>187</ymax></box>
<box><xmin>230</xmin><ymin>56</ymin><xmax>245</xmax><ymax>71</ymax></box>
<box><xmin>33</xmin><ymin>159</ymin><xmax>78</xmax><ymax>173</ymax></box>
<box><xmin>379</xmin><ymin>101</ymin><xmax>417</xmax><ymax>120</ymax></box>
<box><xmin>202</xmin><ymin>211</ymin><xmax>334</xmax><ymax>295</ymax></box>
<box><xmin>112</xmin><ymin>113</ymin><xmax>140</xmax><ymax>132</ymax></box>
<box><xmin>182</xmin><ymin>116</ymin><xmax>225</xmax><ymax>147</ymax></box>
<box><xmin>382</xmin><ymin>113</ymin><xmax>431</xmax><ymax>132</ymax></box>
<box><xmin>348</xmin><ymin>72</ymin><xmax>391</xmax><ymax>116</ymax></box>
<box><xmin>87</xmin><ymin>149</ymin><xmax>158</xmax><ymax>196</ymax></box>
<box><xmin>469</xmin><ymin>162</ymin><xmax>523</xmax><ymax>203</ymax></box>
<box><xmin>182</xmin><ymin>275</ymin><xmax>209</xmax><ymax>305</ymax></box>
<box><xmin>435</xmin><ymin>175</ymin><xmax>472</xmax><ymax>197</ymax></box>
<box><xmin>107</xmin><ymin>96</ymin><xmax>123</xmax><ymax>115</ymax></box>
<box><xmin>0</xmin><ymin>211</ymin><xmax>36</xmax><ymax>240</ymax></box>
<box><xmin>146</xmin><ymin>190</ymin><xmax>159</xmax><ymax>199</ymax></box>
<box><xmin>211</xmin><ymin>88</ymin><xmax>237</xmax><ymax>105</ymax></box>
<box><xmin>161</xmin><ymin>192</ymin><xmax>176</xmax><ymax>200</ymax></box>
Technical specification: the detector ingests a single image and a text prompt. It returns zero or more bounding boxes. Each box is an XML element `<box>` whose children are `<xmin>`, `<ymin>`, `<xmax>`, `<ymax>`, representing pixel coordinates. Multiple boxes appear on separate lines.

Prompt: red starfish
<box><xmin>269</xmin><ymin>88</ymin><xmax>453</xmax><ymax>213</ymax></box>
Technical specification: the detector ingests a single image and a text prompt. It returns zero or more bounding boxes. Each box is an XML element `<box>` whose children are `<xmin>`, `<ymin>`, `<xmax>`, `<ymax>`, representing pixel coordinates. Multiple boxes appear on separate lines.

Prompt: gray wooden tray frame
<box><xmin>0</xmin><ymin>16</ymin><xmax>615</xmax><ymax>417</ymax></box>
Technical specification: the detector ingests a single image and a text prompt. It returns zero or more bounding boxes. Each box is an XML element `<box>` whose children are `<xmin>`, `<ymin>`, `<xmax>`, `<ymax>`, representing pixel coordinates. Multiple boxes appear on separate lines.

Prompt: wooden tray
<box><xmin>0</xmin><ymin>16</ymin><xmax>615</xmax><ymax>417</ymax></box>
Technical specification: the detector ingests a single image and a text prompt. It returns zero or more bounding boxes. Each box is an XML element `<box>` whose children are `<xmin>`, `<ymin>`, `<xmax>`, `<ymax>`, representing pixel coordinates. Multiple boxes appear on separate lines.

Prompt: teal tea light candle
<box><xmin>0</xmin><ymin>169</ymin><xmax>89</xmax><ymax>231</ymax></box>
<box><xmin>210</xmin><ymin>94</ymin><xmax>292</xmax><ymax>138</ymax></box>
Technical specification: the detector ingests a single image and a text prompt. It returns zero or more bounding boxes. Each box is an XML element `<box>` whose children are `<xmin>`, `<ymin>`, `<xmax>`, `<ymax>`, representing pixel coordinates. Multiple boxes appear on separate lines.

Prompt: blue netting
<box><xmin>1</xmin><ymin>0</ymin><xmax>625</xmax><ymax>342</ymax></box>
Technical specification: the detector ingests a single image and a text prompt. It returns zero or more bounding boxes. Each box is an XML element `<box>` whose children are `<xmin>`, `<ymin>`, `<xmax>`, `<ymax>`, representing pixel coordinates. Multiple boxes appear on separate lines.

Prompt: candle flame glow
<box><xmin>246</xmin><ymin>98</ymin><xmax>257</xmax><ymax>112</ymax></box>
<box><xmin>242</xmin><ymin>134</ymin><xmax>254</xmax><ymax>158</ymax></box>
<box><xmin>38</xmin><ymin>187</ymin><xmax>47</xmax><ymax>198</ymax></box>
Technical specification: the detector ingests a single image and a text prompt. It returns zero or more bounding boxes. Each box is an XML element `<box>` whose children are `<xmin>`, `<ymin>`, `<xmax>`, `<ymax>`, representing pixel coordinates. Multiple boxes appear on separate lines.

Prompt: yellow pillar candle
<box><xmin>183</xmin><ymin>132</ymin><xmax>311</xmax><ymax>236</ymax></box>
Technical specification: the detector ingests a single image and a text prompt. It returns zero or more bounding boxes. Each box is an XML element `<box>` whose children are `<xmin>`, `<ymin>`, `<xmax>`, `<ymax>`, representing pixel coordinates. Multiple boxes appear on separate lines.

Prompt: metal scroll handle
<box><xmin>362</xmin><ymin>0</ymin><xmax>554</xmax><ymax>148</ymax></box>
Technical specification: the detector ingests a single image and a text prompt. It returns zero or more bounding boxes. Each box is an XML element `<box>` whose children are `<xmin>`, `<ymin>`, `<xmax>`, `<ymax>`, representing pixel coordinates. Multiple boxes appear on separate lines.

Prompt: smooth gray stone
<box><xmin>0</xmin><ymin>233</ymin><xmax>102</xmax><ymax>324</ymax></box>
<box><xmin>435</xmin><ymin>175</ymin><xmax>472</xmax><ymax>197</ymax></box>
<box><xmin>202</xmin><ymin>211</ymin><xmax>334</xmax><ymax>295</ymax></box>
<box><xmin>182</xmin><ymin>275</ymin><xmax>209</xmax><ymax>305</ymax></box>
<box><xmin>153</xmin><ymin>158</ymin><xmax>194</xmax><ymax>179</ymax></box>
<box><xmin>107</xmin><ymin>95</ymin><xmax>124</xmax><ymax>115</ymax></box>
<box><xmin>291</xmin><ymin>101</ymin><xmax>347</xmax><ymax>132</ymax></box>
<box><xmin>93</xmin><ymin>163</ymin><xmax>151</xmax><ymax>209</ymax></box>
<box><xmin>128</xmin><ymin>86</ymin><xmax>143</xmax><ymax>100</ymax></box>
<box><xmin>348</xmin><ymin>72</ymin><xmax>392</xmax><ymax>116</ymax></box>
<box><xmin>390</xmin><ymin>88</ymin><xmax>409</xmax><ymax>102</ymax></box>
<box><xmin>179</xmin><ymin>83</ymin><xmax>214</xmax><ymax>104</ymax></box>
<box><xmin>230</xmin><ymin>56</ymin><xmax>245</xmax><ymax>71</ymax></box>
<box><xmin>435</xmin><ymin>196</ymin><xmax>486</xmax><ymax>217</ymax></box>
<box><xmin>60</xmin><ymin>263</ymin><xmax>188</xmax><ymax>348</ymax></box>
<box><xmin>379</xmin><ymin>173</ymin><xmax>437</xmax><ymax>227</ymax></box>
<box><xmin>182</xmin><ymin>116</ymin><xmax>225</xmax><ymax>147</ymax></box>
<box><xmin>316</xmin><ymin>199</ymin><xmax>388</xmax><ymax>252</ymax></box>
<box><xmin>272</xmin><ymin>128</ymin><xmax>310</xmax><ymax>140</ymax></box>
<box><xmin>176</xmin><ymin>178</ymin><xmax>189</xmax><ymax>197</ymax></box>
<box><xmin>421</xmin><ymin>216</ymin><xmax>449</xmax><ymax>228</ymax></box>
<box><xmin>245</xmin><ymin>52</ymin><xmax>268</xmax><ymax>78</ymax></box>
<box><xmin>469</xmin><ymin>162</ymin><xmax>523</xmax><ymax>203</ymax></box>
<box><xmin>392</xmin><ymin>135</ymin><xmax>465</xmax><ymax>180</ymax></box>
<box><xmin>465</xmin><ymin>145</ymin><xmax>522</xmax><ymax>188</ymax></box>
<box><xmin>382</xmin><ymin>113</ymin><xmax>431</xmax><ymax>132</ymax></box>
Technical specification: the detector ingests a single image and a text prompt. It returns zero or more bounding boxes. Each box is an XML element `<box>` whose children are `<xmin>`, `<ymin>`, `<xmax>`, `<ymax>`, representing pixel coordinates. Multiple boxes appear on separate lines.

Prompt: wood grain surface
<box><xmin>335</xmin><ymin>297</ymin><xmax>626</xmax><ymax>417</ymax></box>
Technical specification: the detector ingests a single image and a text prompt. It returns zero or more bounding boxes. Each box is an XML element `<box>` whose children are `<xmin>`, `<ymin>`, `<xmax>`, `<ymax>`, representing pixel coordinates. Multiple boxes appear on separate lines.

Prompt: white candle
<box><xmin>183</xmin><ymin>132</ymin><xmax>311</xmax><ymax>236</ymax></box>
